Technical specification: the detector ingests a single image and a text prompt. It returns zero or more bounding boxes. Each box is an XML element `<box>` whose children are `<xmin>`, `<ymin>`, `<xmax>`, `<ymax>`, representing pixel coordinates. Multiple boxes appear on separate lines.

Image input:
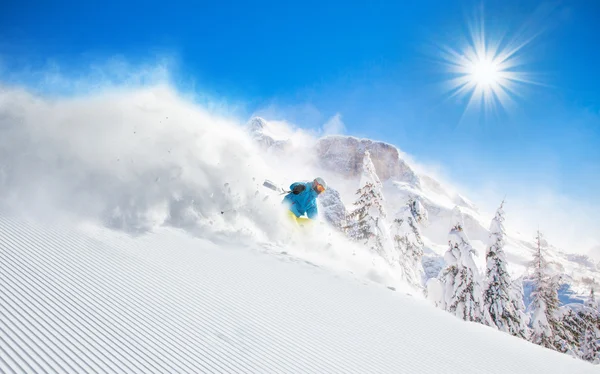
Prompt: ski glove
<box><xmin>292</xmin><ymin>184</ymin><xmax>306</xmax><ymax>195</ymax></box>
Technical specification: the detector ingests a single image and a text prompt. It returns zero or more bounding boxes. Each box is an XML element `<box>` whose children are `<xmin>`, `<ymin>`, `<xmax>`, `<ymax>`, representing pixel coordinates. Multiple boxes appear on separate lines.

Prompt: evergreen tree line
<box><xmin>341</xmin><ymin>151</ymin><xmax>600</xmax><ymax>365</ymax></box>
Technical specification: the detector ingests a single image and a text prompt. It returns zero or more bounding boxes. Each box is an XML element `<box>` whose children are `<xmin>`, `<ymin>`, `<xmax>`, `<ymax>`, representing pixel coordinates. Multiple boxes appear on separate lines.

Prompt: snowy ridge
<box><xmin>1</xmin><ymin>210</ymin><xmax>596</xmax><ymax>373</ymax></box>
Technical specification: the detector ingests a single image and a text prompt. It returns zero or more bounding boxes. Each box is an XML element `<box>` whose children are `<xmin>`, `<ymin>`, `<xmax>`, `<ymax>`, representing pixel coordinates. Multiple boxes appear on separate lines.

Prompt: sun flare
<box><xmin>437</xmin><ymin>9</ymin><xmax>542</xmax><ymax>118</ymax></box>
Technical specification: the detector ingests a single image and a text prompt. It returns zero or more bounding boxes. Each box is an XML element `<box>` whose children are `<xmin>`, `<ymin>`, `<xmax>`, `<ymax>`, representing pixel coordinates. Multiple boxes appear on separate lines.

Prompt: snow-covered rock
<box><xmin>246</xmin><ymin>116</ymin><xmax>291</xmax><ymax>153</ymax></box>
<box><xmin>247</xmin><ymin>117</ymin><xmax>274</xmax><ymax>148</ymax></box>
<box><xmin>315</xmin><ymin>135</ymin><xmax>420</xmax><ymax>185</ymax></box>
<box><xmin>422</xmin><ymin>254</ymin><xmax>444</xmax><ymax>280</ymax></box>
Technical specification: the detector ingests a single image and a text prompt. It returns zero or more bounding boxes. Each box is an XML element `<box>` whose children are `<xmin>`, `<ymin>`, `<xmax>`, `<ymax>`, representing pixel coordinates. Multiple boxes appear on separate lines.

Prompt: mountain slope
<box><xmin>247</xmin><ymin>117</ymin><xmax>599</xmax><ymax>300</ymax></box>
<box><xmin>1</xmin><ymin>210</ymin><xmax>595</xmax><ymax>373</ymax></box>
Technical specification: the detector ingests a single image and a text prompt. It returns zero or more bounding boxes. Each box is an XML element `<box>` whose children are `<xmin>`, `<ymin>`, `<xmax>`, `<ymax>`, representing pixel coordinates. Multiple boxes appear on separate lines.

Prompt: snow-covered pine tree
<box><xmin>345</xmin><ymin>181</ymin><xmax>380</xmax><ymax>242</ymax></box>
<box><xmin>344</xmin><ymin>150</ymin><xmax>395</xmax><ymax>263</ymax></box>
<box><xmin>578</xmin><ymin>288</ymin><xmax>600</xmax><ymax>363</ymax></box>
<box><xmin>391</xmin><ymin>197</ymin><xmax>426</xmax><ymax>289</ymax></box>
<box><xmin>580</xmin><ymin>326</ymin><xmax>600</xmax><ymax>364</ymax></box>
<box><xmin>438</xmin><ymin>217</ymin><xmax>492</xmax><ymax>325</ymax></box>
<box><xmin>483</xmin><ymin>201</ymin><xmax>528</xmax><ymax>338</ymax></box>
<box><xmin>587</xmin><ymin>288</ymin><xmax>598</xmax><ymax>310</ymax></box>
<box><xmin>558</xmin><ymin>288</ymin><xmax>600</xmax><ymax>362</ymax></box>
<box><xmin>556</xmin><ymin>305</ymin><xmax>584</xmax><ymax>356</ymax></box>
<box><xmin>409</xmin><ymin>197</ymin><xmax>428</xmax><ymax>225</ymax></box>
<box><xmin>509</xmin><ymin>276</ymin><xmax>531</xmax><ymax>338</ymax></box>
<box><xmin>581</xmin><ymin>288</ymin><xmax>600</xmax><ymax>331</ymax></box>
<box><xmin>529</xmin><ymin>230</ymin><xmax>563</xmax><ymax>350</ymax></box>
<box><xmin>437</xmin><ymin>231</ymin><xmax>459</xmax><ymax>312</ymax></box>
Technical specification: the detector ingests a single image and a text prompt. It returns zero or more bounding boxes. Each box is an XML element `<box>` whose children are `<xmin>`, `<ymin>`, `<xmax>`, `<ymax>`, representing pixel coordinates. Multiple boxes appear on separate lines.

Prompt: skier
<box><xmin>281</xmin><ymin>177</ymin><xmax>327</xmax><ymax>226</ymax></box>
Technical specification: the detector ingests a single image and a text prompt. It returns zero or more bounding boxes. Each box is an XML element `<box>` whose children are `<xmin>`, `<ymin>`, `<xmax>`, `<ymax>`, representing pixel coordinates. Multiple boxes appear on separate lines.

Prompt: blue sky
<box><xmin>1</xmin><ymin>0</ymin><xmax>599</xmax><ymax>248</ymax></box>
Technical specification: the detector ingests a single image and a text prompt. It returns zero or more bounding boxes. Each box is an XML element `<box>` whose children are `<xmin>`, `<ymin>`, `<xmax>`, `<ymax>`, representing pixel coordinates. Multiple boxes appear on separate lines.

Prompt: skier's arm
<box><xmin>306</xmin><ymin>203</ymin><xmax>318</xmax><ymax>219</ymax></box>
<box><xmin>290</xmin><ymin>182</ymin><xmax>306</xmax><ymax>195</ymax></box>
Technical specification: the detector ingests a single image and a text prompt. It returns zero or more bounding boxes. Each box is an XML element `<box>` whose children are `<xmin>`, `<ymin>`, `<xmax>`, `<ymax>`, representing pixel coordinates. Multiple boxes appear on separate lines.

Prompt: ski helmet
<box><xmin>313</xmin><ymin>177</ymin><xmax>327</xmax><ymax>194</ymax></box>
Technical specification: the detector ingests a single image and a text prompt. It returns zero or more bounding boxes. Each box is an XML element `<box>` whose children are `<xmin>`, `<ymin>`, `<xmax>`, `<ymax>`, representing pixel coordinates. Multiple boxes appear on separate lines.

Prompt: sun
<box><xmin>436</xmin><ymin>7</ymin><xmax>542</xmax><ymax>119</ymax></box>
<box><xmin>469</xmin><ymin>57</ymin><xmax>499</xmax><ymax>88</ymax></box>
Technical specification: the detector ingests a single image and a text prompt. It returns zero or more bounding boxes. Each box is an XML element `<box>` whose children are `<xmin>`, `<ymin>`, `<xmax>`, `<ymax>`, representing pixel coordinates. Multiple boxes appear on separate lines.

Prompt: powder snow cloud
<box><xmin>0</xmin><ymin>60</ymin><xmax>597</xmax><ymax>259</ymax></box>
<box><xmin>0</xmin><ymin>62</ymin><xmax>406</xmax><ymax>291</ymax></box>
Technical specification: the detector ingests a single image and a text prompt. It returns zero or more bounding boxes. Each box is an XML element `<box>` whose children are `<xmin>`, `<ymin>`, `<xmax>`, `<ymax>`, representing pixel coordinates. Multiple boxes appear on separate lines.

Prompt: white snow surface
<box><xmin>1</xmin><ymin>210</ymin><xmax>595</xmax><ymax>373</ymax></box>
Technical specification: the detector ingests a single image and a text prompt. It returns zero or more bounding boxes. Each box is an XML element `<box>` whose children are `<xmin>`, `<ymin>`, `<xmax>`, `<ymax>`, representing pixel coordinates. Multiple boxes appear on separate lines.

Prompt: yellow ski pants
<box><xmin>286</xmin><ymin>210</ymin><xmax>314</xmax><ymax>228</ymax></box>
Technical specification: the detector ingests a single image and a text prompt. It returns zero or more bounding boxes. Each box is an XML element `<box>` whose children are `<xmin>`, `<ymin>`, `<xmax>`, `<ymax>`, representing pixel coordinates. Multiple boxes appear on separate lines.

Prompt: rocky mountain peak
<box><xmin>247</xmin><ymin>116</ymin><xmax>268</xmax><ymax>133</ymax></box>
<box><xmin>315</xmin><ymin>135</ymin><xmax>420</xmax><ymax>186</ymax></box>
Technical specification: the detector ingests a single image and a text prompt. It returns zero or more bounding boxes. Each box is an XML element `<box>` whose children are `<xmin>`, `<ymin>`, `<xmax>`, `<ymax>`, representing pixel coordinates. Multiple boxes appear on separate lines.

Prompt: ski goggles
<box><xmin>313</xmin><ymin>181</ymin><xmax>326</xmax><ymax>194</ymax></box>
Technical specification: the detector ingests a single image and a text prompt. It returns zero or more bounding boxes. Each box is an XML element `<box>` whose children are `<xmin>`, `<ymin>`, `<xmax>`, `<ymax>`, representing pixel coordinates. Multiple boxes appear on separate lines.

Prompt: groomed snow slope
<box><xmin>1</xmin><ymin>211</ymin><xmax>594</xmax><ymax>374</ymax></box>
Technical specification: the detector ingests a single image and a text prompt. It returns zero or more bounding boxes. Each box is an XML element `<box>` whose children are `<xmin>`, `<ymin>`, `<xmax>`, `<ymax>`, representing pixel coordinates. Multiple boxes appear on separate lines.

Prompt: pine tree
<box><xmin>509</xmin><ymin>276</ymin><xmax>531</xmax><ymax>338</ymax></box>
<box><xmin>437</xmin><ymin>228</ymin><xmax>459</xmax><ymax>312</ymax></box>
<box><xmin>344</xmin><ymin>150</ymin><xmax>395</xmax><ymax>263</ymax></box>
<box><xmin>587</xmin><ymin>288</ymin><xmax>598</xmax><ymax>310</ymax></box>
<box><xmin>548</xmin><ymin>276</ymin><xmax>569</xmax><ymax>353</ymax></box>
<box><xmin>578</xmin><ymin>288</ymin><xmax>600</xmax><ymax>363</ymax></box>
<box><xmin>581</xmin><ymin>288</ymin><xmax>600</xmax><ymax>330</ymax></box>
<box><xmin>391</xmin><ymin>197</ymin><xmax>426</xmax><ymax>289</ymax></box>
<box><xmin>556</xmin><ymin>306</ymin><xmax>584</xmax><ymax>356</ymax></box>
<box><xmin>345</xmin><ymin>181</ymin><xmax>382</xmax><ymax>242</ymax></box>
<box><xmin>409</xmin><ymin>197</ymin><xmax>428</xmax><ymax>225</ymax></box>
<box><xmin>438</xmin><ymin>217</ymin><xmax>492</xmax><ymax>325</ymax></box>
<box><xmin>580</xmin><ymin>325</ymin><xmax>600</xmax><ymax>364</ymax></box>
<box><xmin>529</xmin><ymin>230</ymin><xmax>563</xmax><ymax>350</ymax></box>
<box><xmin>483</xmin><ymin>201</ymin><xmax>527</xmax><ymax>338</ymax></box>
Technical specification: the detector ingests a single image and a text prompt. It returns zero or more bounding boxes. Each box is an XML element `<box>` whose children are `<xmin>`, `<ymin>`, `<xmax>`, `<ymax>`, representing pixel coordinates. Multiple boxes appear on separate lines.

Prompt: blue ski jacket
<box><xmin>281</xmin><ymin>181</ymin><xmax>319</xmax><ymax>219</ymax></box>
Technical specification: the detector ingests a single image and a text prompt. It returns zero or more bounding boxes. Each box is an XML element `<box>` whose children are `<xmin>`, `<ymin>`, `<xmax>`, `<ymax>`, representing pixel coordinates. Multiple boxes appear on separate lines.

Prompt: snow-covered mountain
<box><xmin>247</xmin><ymin>116</ymin><xmax>599</xmax><ymax>301</ymax></box>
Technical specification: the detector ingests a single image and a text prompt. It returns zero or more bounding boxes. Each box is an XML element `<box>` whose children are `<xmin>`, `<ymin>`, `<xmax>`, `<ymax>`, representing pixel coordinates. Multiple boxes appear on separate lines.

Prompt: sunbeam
<box><xmin>437</xmin><ymin>7</ymin><xmax>543</xmax><ymax>119</ymax></box>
